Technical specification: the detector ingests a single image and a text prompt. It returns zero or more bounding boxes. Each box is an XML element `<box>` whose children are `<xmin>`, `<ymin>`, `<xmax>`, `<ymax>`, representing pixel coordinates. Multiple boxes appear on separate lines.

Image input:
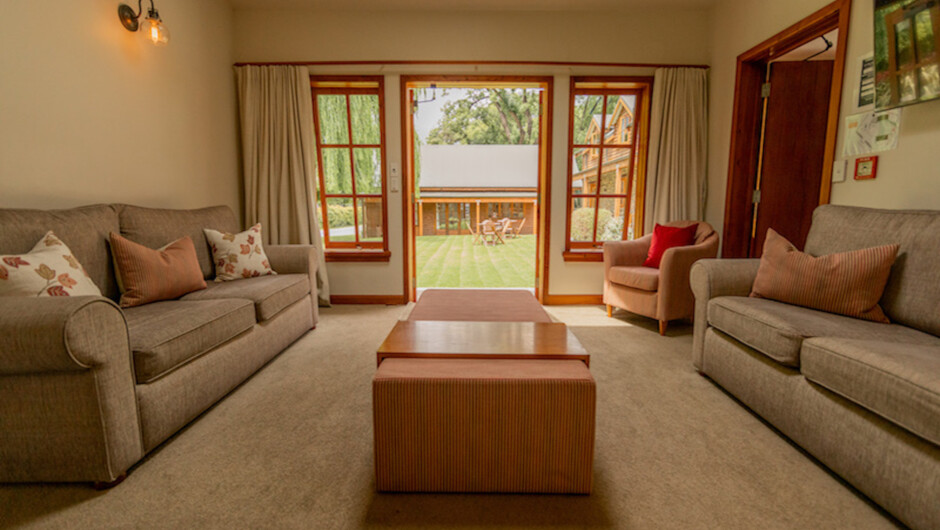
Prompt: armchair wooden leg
<box><xmin>606</xmin><ymin>305</ymin><xmax>612</xmax><ymax>317</ymax></box>
<box><xmin>658</xmin><ymin>320</ymin><xmax>668</xmax><ymax>336</ymax></box>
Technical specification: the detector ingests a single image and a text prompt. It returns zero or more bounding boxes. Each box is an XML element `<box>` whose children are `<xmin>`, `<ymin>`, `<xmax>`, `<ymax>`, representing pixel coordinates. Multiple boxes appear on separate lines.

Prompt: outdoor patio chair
<box><xmin>510</xmin><ymin>218</ymin><xmax>526</xmax><ymax>238</ymax></box>
<box><xmin>498</xmin><ymin>219</ymin><xmax>513</xmax><ymax>242</ymax></box>
<box><xmin>469</xmin><ymin>224</ymin><xmax>482</xmax><ymax>245</ymax></box>
<box><xmin>480</xmin><ymin>220</ymin><xmax>503</xmax><ymax>246</ymax></box>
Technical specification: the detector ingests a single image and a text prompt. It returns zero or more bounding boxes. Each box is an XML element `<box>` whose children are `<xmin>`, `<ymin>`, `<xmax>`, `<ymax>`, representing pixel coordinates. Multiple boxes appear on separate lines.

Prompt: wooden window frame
<box><xmin>311</xmin><ymin>75</ymin><xmax>391</xmax><ymax>262</ymax></box>
<box><xmin>563</xmin><ymin>76</ymin><xmax>652</xmax><ymax>262</ymax></box>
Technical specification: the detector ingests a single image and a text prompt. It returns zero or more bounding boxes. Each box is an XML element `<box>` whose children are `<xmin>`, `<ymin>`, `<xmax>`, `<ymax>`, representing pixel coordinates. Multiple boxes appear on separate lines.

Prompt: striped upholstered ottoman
<box><xmin>373</xmin><ymin>358</ymin><xmax>596</xmax><ymax>494</ymax></box>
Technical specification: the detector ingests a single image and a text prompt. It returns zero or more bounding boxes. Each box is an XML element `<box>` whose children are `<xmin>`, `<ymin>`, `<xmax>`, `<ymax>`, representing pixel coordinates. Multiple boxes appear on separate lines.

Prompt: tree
<box><xmin>427</xmin><ymin>89</ymin><xmax>541</xmax><ymax>145</ymax></box>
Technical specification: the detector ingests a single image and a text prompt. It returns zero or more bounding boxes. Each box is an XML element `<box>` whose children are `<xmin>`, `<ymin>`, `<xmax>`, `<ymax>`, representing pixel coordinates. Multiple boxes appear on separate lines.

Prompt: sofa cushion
<box><xmin>116</xmin><ymin>205</ymin><xmax>239</xmax><ymax>281</ymax></box>
<box><xmin>0</xmin><ymin>205</ymin><xmax>121</xmax><ymax>301</ymax></box>
<box><xmin>707</xmin><ymin>296</ymin><xmax>940</xmax><ymax>367</ymax></box>
<box><xmin>110</xmin><ymin>233</ymin><xmax>206</xmax><ymax>308</ymax></box>
<box><xmin>805</xmin><ymin>205</ymin><xmax>940</xmax><ymax>336</ymax></box>
<box><xmin>802</xmin><ymin>338</ymin><xmax>940</xmax><ymax>446</ymax></box>
<box><xmin>0</xmin><ymin>232</ymin><xmax>103</xmax><ymax>297</ymax></box>
<box><xmin>607</xmin><ymin>266</ymin><xmax>660</xmax><ymax>292</ymax></box>
<box><xmin>124</xmin><ymin>299</ymin><xmax>255</xmax><ymax>384</ymax></box>
<box><xmin>180</xmin><ymin>274</ymin><xmax>309</xmax><ymax>321</ymax></box>
<box><xmin>751</xmin><ymin>228</ymin><xmax>898</xmax><ymax>323</ymax></box>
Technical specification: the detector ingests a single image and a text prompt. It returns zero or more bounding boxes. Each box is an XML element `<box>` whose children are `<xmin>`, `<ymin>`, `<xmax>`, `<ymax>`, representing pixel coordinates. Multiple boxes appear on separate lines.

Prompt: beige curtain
<box><xmin>235</xmin><ymin>65</ymin><xmax>330</xmax><ymax>305</ymax></box>
<box><xmin>644</xmin><ymin>67</ymin><xmax>709</xmax><ymax>229</ymax></box>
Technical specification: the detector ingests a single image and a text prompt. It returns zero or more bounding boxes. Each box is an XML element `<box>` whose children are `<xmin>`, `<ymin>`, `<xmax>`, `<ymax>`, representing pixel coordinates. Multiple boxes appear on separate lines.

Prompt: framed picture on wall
<box><xmin>874</xmin><ymin>0</ymin><xmax>940</xmax><ymax>110</ymax></box>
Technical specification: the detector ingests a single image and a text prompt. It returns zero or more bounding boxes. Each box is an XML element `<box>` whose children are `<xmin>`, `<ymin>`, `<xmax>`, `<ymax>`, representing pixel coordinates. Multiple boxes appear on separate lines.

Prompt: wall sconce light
<box><xmin>118</xmin><ymin>0</ymin><xmax>169</xmax><ymax>46</ymax></box>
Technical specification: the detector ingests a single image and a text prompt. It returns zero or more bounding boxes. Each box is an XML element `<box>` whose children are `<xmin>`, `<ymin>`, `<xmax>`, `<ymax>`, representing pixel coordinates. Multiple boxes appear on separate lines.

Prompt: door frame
<box><xmin>722</xmin><ymin>0</ymin><xmax>851</xmax><ymax>258</ymax></box>
<box><xmin>400</xmin><ymin>75</ymin><xmax>554</xmax><ymax>302</ymax></box>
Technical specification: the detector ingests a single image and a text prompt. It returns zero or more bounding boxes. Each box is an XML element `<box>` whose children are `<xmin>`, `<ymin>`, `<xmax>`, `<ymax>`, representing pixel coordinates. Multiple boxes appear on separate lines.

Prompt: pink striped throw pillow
<box><xmin>750</xmin><ymin>229</ymin><xmax>899</xmax><ymax>323</ymax></box>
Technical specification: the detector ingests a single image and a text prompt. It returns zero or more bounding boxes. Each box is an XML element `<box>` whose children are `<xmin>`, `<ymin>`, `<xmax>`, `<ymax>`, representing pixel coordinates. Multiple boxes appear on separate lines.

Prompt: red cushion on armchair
<box><xmin>643</xmin><ymin>223</ymin><xmax>697</xmax><ymax>269</ymax></box>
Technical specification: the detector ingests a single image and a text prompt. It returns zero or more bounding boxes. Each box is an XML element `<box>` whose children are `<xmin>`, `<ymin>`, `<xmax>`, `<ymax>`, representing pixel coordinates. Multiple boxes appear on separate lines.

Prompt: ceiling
<box><xmin>230</xmin><ymin>0</ymin><xmax>715</xmax><ymax>11</ymax></box>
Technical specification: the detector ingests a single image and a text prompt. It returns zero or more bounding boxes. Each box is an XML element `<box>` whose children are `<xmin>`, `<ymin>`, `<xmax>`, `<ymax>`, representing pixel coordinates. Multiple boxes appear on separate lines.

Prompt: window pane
<box><xmin>572</xmin><ymin>147</ymin><xmax>599</xmax><ymax>195</ymax></box>
<box><xmin>599</xmin><ymin>152</ymin><xmax>632</xmax><ymax>194</ymax></box>
<box><xmin>570</xmin><ymin>197</ymin><xmax>597</xmax><ymax>242</ymax></box>
<box><xmin>321</xmin><ymin>148</ymin><xmax>351</xmax><ymax>194</ymax></box>
<box><xmin>317</xmin><ymin>95</ymin><xmax>349</xmax><ymax>144</ymax></box>
<box><xmin>357</xmin><ymin>197</ymin><xmax>384</xmax><ymax>242</ymax></box>
<box><xmin>353</xmin><ymin>148</ymin><xmax>382</xmax><ymax>194</ymax></box>
<box><xmin>573</xmin><ymin>95</ymin><xmax>603</xmax><ymax>145</ymax></box>
<box><xmin>603</xmin><ymin>95</ymin><xmax>636</xmax><ymax>145</ymax></box>
<box><xmin>596</xmin><ymin>197</ymin><xmax>627</xmax><ymax>241</ymax></box>
<box><xmin>325</xmin><ymin>197</ymin><xmax>355</xmax><ymax>242</ymax></box>
<box><xmin>350</xmin><ymin>95</ymin><xmax>381</xmax><ymax>145</ymax></box>
<box><xmin>896</xmin><ymin>19</ymin><xmax>915</xmax><ymax>66</ymax></box>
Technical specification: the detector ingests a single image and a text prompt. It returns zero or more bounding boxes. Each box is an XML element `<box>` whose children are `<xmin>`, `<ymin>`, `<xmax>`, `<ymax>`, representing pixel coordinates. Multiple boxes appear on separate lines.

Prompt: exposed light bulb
<box><xmin>143</xmin><ymin>14</ymin><xmax>169</xmax><ymax>46</ymax></box>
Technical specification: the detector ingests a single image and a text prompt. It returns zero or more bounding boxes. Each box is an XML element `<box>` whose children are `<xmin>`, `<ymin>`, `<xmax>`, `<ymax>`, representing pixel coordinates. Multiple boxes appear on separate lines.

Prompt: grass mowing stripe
<box><xmin>416</xmin><ymin>235</ymin><xmax>535</xmax><ymax>288</ymax></box>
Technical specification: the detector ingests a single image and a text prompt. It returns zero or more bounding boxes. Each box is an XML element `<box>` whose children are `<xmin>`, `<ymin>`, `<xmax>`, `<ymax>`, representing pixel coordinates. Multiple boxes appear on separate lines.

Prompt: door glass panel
<box><xmin>603</xmin><ymin>94</ymin><xmax>636</xmax><ymax>144</ymax></box>
<box><xmin>353</xmin><ymin>148</ymin><xmax>382</xmax><ymax>194</ymax></box>
<box><xmin>599</xmin><ymin>153</ymin><xmax>631</xmax><ymax>194</ymax></box>
<box><xmin>596</xmin><ymin>197</ymin><xmax>627</xmax><ymax>241</ymax></box>
<box><xmin>573</xmin><ymin>95</ymin><xmax>603</xmax><ymax>145</ymax></box>
<box><xmin>321</xmin><ymin>148</ymin><xmax>351</xmax><ymax>194</ymax></box>
<box><xmin>570</xmin><ymin>197</ymin><xmax>597</xmax><ymax>242</ymax></box>
<box><xmin>356</xmin><ymin>197</ymin><xmax>383</xmax><ymax>242</ymax></box>
<box><xmin>317</xmin><ymin>95</ymin><xmax>349</xmax><ymax>144</ymax></box>
<box><xmin>325</xmin><ymin>197</ymin><xmax>354</xmax><ymax>242</ymax></box>
<box><xmin>350</xmin><ymin>95</ymin><xmax>381</xmax><ymax>145</ymax></box>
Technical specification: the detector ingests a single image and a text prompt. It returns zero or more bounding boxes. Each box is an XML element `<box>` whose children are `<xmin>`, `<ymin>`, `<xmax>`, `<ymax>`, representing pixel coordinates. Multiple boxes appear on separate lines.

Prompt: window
<box><xmin>563</xmin><ymin>77</ymin><xmax>651</xmax><ymax>261</ymax></box>
<box><xmin>311</xmin><ymin>76</ymin><xmax>390</xmax><ymax>261</ymax></box>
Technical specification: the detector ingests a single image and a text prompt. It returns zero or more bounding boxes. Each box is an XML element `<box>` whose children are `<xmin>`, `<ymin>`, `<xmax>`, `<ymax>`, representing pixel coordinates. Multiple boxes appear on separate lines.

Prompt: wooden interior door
<box><xmin>750</xmin><ymin>60</ymin><xmax>834</xmax><ymax>256</ymax></box>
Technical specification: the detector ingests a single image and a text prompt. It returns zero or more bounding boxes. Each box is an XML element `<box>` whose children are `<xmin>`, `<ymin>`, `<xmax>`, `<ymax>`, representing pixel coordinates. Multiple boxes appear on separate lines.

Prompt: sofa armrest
<box><xmin>657</xmin><ymin>235</ymin><xmax>720</xmax><ymax>322</ymax></box>
<box><xmin>265</xmin><ymin>244</ymin><xmax>320</xmax><ymax>327</ymax></box>
<box><xmin>0</xmin><ymin>296</ymin><xmax>127</xmax><ymax>374</ymax></box>
<box><xmin>603</xmin><ymin>235</ymin><xmax>652</xmax><ymax>275</ymax></box>
<box><xmin>689</xmin><ymin>258</ymin><xmax>760</xmax><ymax>371</ymax></box>
<box><xmin>0</xmin><ymin>296</ymin><xmax>143</xmax><ymax>483</ymax></box>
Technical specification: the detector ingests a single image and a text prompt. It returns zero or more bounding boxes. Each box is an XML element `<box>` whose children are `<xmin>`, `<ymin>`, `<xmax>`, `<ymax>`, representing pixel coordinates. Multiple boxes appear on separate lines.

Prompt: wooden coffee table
<box><xmin>376</xmin><ymin>320</ymin><xmax>590</xmax><ymax>367</ymax></box>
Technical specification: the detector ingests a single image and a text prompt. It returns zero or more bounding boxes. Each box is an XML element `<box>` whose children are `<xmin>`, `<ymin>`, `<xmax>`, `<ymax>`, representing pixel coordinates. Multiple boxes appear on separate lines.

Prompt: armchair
<box><xmin>603</xmin><ymin>221</ymin><xmax>719</xmax><ymax>335</ymax></box>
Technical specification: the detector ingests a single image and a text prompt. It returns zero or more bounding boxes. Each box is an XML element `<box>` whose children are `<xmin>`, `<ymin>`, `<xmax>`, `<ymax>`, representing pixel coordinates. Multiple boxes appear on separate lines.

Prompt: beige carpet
<box><xmin>0</xmin><ymin>305</ymin><xmax>900</xmax><ymax>529</ymax></box>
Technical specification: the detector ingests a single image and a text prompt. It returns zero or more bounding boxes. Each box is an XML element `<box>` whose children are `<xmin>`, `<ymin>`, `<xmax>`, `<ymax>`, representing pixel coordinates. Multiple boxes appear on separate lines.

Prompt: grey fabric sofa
<box><xmin>691</xmin><ymin>205</ymin><xmax>940</xmax><ymax>530</ymax></box>
<box><xmin>0</xmin><ymin>204</ymin><xmax>318</xmax><ymax>485</ymax></box>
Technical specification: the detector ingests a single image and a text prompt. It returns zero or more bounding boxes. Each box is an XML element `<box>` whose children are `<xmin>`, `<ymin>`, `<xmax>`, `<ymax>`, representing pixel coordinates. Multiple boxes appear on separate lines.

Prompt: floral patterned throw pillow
<box><xmin>0</xmin><ymin>231</ymin><xmax>102</xmax><ymax>297</ymax></box>
<box><xmin>204</xmin><ymin>223</ymin><xmax>277</xmax><ymax>282</ymax></box>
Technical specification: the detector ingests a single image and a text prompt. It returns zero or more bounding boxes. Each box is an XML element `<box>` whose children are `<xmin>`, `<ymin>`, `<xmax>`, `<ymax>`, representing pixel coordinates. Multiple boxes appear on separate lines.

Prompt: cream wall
<box><xmin>0</xmin><ymin>0</ymin><xmax>240</xmax><ymax>216</ymax></box>
<box><xmin>707</xmin><ymin>0</ymin><xmax>940</xmax><ymax>249</ymax></box>
<box><xmin>234</xmin><ymin>7</ymin><xmax>713</xmax><ymax>297</ymax></box>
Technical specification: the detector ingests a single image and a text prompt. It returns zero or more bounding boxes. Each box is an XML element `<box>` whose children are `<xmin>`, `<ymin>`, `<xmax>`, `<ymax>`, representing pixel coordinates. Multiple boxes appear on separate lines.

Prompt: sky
<box><xmin>412</xmin><ymin>87</ymin><xmax>466</xmax><ymax>141</ymax></box>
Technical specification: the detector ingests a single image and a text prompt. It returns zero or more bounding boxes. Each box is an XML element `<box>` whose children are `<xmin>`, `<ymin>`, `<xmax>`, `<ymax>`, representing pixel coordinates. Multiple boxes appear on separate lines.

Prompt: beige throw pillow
<box><xmin>0</xmin><ymin>231</ymin><xmax>102</xmax><ymax>297</ymax></box>
<box><xmin>750</xmin><ymin>228</ymin><xmax>899</xmax><ymax>323</ymax></box>
<box><xmin>204</xmin><ymin>223</ymin><xmax>276</xmax><ymax>282</ymax></box>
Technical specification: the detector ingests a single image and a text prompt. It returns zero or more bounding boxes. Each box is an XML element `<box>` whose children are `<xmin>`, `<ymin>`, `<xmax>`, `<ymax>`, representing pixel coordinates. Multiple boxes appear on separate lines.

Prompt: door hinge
<box><xmin>752</xmin><ymin>189</ymin><xmax>761</xmax><ymax>204</ymax></box>
<box><xmin>761</xmin><ymin>83</ymin><xmax>771</xmax><ymax>99</ymax></box>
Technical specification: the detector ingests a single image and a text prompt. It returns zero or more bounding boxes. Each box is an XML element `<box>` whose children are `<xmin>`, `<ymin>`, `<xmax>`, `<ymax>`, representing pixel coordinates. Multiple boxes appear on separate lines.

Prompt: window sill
<box><xmin>562</xmin><ymin>250</ymin><xmax>604</xmax><ymax>262</ymax></box>
<box><xmin>325</xmin><ymin>250</ymin><xmax>391</xmax><ymax>263</ymax></box>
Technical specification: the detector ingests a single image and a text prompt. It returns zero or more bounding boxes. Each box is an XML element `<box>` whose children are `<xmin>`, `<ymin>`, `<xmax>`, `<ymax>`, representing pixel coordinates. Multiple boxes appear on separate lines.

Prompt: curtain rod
<box><xmin>232</xmin><ymin>59</ymin><xmax>709</xmax><ymax>69</ymax></box>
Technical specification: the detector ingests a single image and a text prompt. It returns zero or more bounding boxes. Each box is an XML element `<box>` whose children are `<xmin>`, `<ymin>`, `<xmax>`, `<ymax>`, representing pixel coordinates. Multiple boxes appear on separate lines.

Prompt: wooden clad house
<box><xmin>417</xmin><ymin>145</ymin><xmax>538</xmax><ymax>236</ymax></box>
<box><xmin>571</xmin><ymin>95</ymin><xmax>636</xmax><ymax>221</ymax></box>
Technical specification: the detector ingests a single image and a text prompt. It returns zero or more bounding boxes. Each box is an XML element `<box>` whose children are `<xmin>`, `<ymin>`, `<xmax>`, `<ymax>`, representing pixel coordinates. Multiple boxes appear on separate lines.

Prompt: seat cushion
<box><xmin>124</xmin><ymin>299</ymin><xmax>256</xmax><ymax>384</ymax></box>
<box><xmin>802</xmin><ymin>338</ymin><xmax>940</xmax><ymax>446</ymax></box>
<box><xmin>180</xmin><ymin>274</ymin><xmax>309</xmax><ymax>321</ymax></box>
<box><xmin>707</xmin><ymin>296</ymin><xmax>940</xmax><ymax>367</ymax></box>
<box><xmin>607</xmin><ymin>266</ymin><xmax>660</xmax><ymax>292</ymax></box>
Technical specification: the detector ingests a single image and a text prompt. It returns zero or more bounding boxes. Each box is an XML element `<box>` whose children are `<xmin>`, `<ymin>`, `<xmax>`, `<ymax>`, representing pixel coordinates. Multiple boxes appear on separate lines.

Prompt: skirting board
<box><xmin>330</xmin><ymin>295</ymin><xmax>407</xmax><ymax>305</ymax></box>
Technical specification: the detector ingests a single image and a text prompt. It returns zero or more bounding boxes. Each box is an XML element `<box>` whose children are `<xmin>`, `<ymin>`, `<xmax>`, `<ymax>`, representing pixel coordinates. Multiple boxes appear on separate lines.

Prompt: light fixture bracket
<box><xmin>118</xmin><ymin>3</ymin><xmax>140</xmax><ymax>32</ymax></box>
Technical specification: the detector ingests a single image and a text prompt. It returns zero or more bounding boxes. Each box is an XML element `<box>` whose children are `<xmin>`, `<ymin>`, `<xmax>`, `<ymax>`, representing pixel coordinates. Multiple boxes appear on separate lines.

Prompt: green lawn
<box><xmin>416</xmin><ymin>235</ymin><xmax>536</xmax><ymax>288</ymax></box>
